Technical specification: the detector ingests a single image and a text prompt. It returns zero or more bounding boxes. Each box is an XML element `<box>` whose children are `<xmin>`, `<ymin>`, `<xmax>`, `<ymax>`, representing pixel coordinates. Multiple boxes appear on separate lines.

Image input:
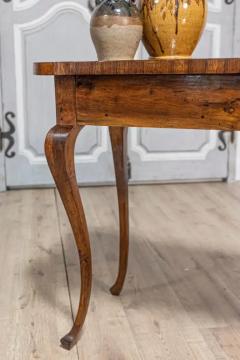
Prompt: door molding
<box><xmin>14</xmin><ymin>2</ymin><xmax>108</xmax><ymax>166</ymax></box>
<box><xmin>13</xmin><ymin>0</ymin><xmax>40</xmax><ymax>12</ymax></box>
<box><xmin>209</xmin><ymin>0</ymin><xmax>222</xmax><ymax>12</ymax></box>
<box><xmin>206</xmin><ymin>22</ymin><xmax>221</xmax><ymax>57</ymax></box>
<box><xmin>131</xmin><ymin>129</ymin><xmax>218</xmax><ymax>162</ymax></box>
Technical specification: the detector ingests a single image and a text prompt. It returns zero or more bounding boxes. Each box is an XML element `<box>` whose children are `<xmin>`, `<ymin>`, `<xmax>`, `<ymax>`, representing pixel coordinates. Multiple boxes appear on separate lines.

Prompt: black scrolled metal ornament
<box><xmin>1</xmin><ymin>112</ymin><xmax>16</xmax><ymax>158</ymax></box>
<box><xmin>218</xmin><ymin>130</ymin><xmax>235</xmax><ymax>152</ymax></box>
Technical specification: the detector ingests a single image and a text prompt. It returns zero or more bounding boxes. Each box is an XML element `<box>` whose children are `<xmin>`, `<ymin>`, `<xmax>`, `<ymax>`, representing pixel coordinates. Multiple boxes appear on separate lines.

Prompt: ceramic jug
<box><xmin>141</xmin><ymin>0</ymin><xmax>207</xmax><ymax>58</ymax></box>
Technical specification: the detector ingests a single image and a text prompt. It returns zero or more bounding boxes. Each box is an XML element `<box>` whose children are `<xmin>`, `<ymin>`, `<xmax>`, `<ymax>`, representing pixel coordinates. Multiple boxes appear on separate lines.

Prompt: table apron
<box><xmin>54</xmin><ymin>75</ymin><xmax>240</xmax><ymax>130</ymax></box>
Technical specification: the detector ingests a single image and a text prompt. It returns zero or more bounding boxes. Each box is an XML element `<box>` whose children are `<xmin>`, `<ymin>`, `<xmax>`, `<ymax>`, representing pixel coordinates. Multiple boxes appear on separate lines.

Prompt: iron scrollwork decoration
<box><xmin>225</xmin><ymin>0</ymin><xmax>234</xmax><ymax>4</ymax></box>
<box><xmin>218</xmin><ymin>130</ymin><xmax>235</xmax><ymax>151</ymax></box>
<box><xmin>0</xmin><ymin>112</ymin><xmax>16</xmax><ymax>158</ymax></box>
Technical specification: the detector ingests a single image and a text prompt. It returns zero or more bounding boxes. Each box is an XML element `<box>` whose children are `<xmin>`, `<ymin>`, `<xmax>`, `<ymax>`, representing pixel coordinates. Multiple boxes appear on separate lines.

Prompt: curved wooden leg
<box><xmin>109</xmin><ymin>127</ymin><xmax>129</xmax><ymax>296</ymax></box>
<box><xmin>45</xmin><ymin>125</ymin><xmax>92</xmax><ymax>350</ymax></box>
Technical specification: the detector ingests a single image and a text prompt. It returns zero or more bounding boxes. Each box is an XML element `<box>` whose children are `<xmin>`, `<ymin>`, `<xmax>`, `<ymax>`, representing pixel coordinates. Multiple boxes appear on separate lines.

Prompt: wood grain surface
<box><xmin>35</xmin><ymin>58</ymin><xmax>240</xmax><ymax>76</ymax></box>
<box><xmin>76</xmin><ymin>74</ymin><xmax>240</xmax><ymax>130</ymax></box>
<box><xmin>55</xmin><ymin>76</ymin><xmax>76</xmax><ymax>125</ymax></box>
<box><xmin>109</xmin><ymin>127</ymin><xmax>129</xmax><ymax>296</ymax></box>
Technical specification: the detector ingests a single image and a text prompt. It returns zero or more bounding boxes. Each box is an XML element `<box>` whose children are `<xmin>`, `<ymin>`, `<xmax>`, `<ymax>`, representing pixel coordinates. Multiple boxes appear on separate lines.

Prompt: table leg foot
<box><xmin>60</xmin><ymin>328</ymin><xmax>79</xmax><ymax>350</ymax></box>
<box><xmin>109</xmin><ymin>127</ymin><xmax>129</xmax><ymax>296</ymax></box>
<box><xmin>110</xmin><ymin>283</ymin><xmax>123</xmax><ymax>296</ymax></box>
<box><xmin>60</xmin><ymin>334</ymin><xmax>75</xmax><ymax>351</ymax></box>
<box><xmin>45</xmin><ymin>125</ymin><xmax>92</xmax><ymax>350</ymax></box>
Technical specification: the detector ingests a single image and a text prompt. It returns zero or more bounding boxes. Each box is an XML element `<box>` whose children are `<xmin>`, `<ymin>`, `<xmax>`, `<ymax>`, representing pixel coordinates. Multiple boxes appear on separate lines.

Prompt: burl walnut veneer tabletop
<box><xmin>34</xmin><ymin>58</ymin><xmax>240</xmax><ymax>350</ymax></box>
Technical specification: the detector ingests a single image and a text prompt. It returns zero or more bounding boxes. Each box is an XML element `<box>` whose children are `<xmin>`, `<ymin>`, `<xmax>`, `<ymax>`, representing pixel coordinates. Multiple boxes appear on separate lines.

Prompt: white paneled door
<box><xmin>0</xmin><ymin>0</ymin><xmax>237</xmax><ymax>188</ymax></box>
<box><xmin>0</xmin><ymin>0</ymin><xmax>115</xmax><ymax>187</ymax></box>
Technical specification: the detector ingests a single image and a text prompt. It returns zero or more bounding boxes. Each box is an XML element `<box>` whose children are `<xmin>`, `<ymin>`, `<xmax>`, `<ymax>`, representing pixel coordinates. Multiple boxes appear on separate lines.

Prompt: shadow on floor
<box><xmin>25</xmin><ymin>225</ymin><xmax>240</xmax><ymax>324</ymax></box>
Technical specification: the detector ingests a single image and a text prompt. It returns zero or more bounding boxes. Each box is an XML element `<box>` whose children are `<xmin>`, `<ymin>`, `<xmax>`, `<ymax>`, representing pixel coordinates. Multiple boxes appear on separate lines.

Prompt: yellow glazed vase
<box><xmin>141</xmin><ymin>0</ymin><xmax>207</xmax><ymax>58</ymax></box>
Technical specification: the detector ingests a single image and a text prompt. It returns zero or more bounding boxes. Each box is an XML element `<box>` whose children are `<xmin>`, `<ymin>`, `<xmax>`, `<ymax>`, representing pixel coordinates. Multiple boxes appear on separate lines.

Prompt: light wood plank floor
<box><xmin>2</xmin><ymin>183</ymin><xmax>240</xmax><ymax>359</ymax></box>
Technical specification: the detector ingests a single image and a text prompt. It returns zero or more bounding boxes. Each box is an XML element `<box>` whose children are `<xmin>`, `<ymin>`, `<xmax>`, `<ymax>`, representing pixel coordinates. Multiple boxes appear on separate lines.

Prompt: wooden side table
<box><xmin>35</xmin><ymin>59</ymin><xmax>240</xmax><ymax>350</ymax></box>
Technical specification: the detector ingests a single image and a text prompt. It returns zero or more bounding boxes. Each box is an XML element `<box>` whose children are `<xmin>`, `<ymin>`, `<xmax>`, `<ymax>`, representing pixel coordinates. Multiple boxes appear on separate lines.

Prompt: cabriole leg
<box><xmin>109</xmin><ymin>127</ymin><xmax>129</xmax><ymax>296</ymax></box>
<box><xmin>45</xmin><ymin>125</ymin><xmax>92</xmax><ymax>350</ymax></box>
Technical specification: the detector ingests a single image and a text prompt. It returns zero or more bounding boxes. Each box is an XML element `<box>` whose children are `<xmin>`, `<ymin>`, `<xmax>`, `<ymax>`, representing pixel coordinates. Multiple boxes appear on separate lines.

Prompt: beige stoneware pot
<box><xmin>141</xmin><ymin>0</ymin><xmax>208</xmax><ymax>59</ymax></box>
<box><xmin>91</xmin><ymin>16</ymin><xmax>143</xmax><ymax>61</ymax></box>
<box><xmin>90</xmin><ymin>0</ymin><xmax>143</xmax><ymax>61</ymax></box>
